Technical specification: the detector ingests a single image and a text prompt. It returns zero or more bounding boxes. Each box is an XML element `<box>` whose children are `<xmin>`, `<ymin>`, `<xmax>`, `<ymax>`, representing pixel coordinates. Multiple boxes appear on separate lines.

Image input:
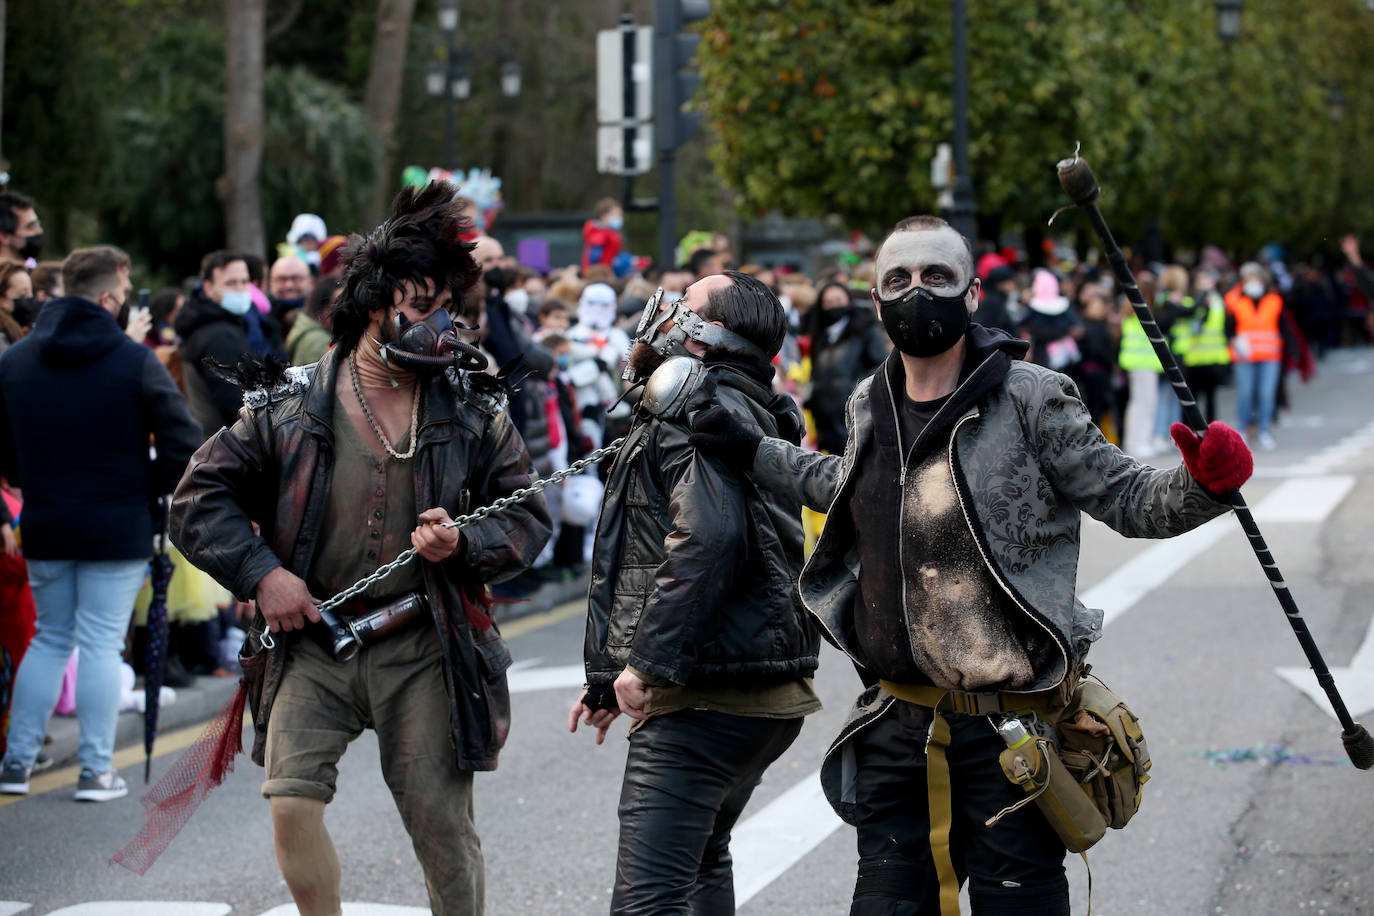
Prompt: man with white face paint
<box><xmin>690</xmin><ymin>216</ymin><xmax>1254</xmax><ymax>914</ymax></box>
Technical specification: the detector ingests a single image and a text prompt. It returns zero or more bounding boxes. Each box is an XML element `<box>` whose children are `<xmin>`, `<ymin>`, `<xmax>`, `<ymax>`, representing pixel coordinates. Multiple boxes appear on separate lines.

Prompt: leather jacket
<box><xmin>583</xmin><ymin>360</ymin><xmax>819</xmax><ymax>687</ymax></box>
<box><xmin>169</xmin><ymin>347</ymin><xmax>551</xmax><ymax>771</ymax></box>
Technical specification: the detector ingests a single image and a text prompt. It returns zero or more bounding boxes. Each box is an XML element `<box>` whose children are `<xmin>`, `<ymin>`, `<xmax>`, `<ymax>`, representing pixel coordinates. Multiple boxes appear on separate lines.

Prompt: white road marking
<box><xmin>258</xmin><ymin>905</ymin><xmax>428</xmax><ymax>915</ymax></box>
<box><xmin>733</xmin><ymin>770</ymin><xmax>838</xmax><ymax>906</ymax></box>
<box><xmin>1277</xmin><ymin>616</ymin><xmax>1374</xmax><ymax>721</ymax></box>
<box><xmin>0</xmin><ymin>904</ymin><xmax>32</xmax><ymax>916</ymax></box>
<box><xmin>1252</xmin><ymin>475</ymin><xmax>1356</xmax><ymax>523</ymax></box>
<box><xmin>507</xmin><ymin>663</ymin><xmax>585</xmax><ymax>694</ymax></box>
<box><xmin>1080</xmin><ymin>475</ymin><xmax>1355</xmax><ymax>626</ymax></box>
<box><xmin>41</xmin><ymin>906</ymin><xmax>229</xmax><ymax>916</ymax></box>
<box><xmin>1254</xmin><ymin>418</ymin><xmax>1374</xmax><ymax>478</ymax></box>
<box><xmin>1080</xmin><ymin>516</ymin><xmax>1234</xmax><ymax>629</ymax></box>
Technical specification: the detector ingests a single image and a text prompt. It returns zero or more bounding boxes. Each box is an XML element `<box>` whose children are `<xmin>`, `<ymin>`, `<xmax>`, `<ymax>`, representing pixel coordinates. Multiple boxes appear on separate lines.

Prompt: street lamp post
<box><xmin>423</xmin><ymin>2</ymin><xmax>521</xmax><ymax>174</ymax></box>
<box><xmin>500</xmin><ymin>61</ymin><xmax>523</xmax><ymax>99</ymax></box>
<box><xmin>1215</xmin><ymin>0</ymin><xmax>1243</xmax><ymax>41</ymax></box>
<box><xmin>439</xmin><ymin>0</ymin><xmax>460</xmax><ymax>171</ymax></box>
<box><xmin>948</xmin><ymin>0</ymin><xmax>977</xmax><ymax>242</ymax></box>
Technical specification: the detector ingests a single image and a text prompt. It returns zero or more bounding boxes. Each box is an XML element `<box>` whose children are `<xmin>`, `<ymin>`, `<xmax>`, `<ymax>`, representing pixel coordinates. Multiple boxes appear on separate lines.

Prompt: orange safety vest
<box><xmin>1225</xmin><ymin>287</ymin><xmax>1283</xmax><ymax>363</ymax></box>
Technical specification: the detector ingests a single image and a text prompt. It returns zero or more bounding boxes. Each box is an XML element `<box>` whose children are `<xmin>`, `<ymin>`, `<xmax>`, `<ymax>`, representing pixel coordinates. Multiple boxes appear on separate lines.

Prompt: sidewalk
<box><xmin>42</xmin><ymin>570</ymin><xmax>590</xmax><ymax>768</ymax></box>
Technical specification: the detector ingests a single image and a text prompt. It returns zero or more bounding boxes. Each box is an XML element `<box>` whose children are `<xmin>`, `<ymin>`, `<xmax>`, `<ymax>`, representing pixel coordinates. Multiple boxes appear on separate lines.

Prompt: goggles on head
<box><xmin>623</xmin><ymin>287</ymin><xmax>770</xmax><ymax>382</ymax></box>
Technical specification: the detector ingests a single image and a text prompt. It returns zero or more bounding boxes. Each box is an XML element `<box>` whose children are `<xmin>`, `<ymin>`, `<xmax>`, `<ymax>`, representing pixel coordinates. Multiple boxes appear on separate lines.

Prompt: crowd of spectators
<box><xmin>1</xmin><ymin>181</ymin><xmax>1373</xmax><ymax>795</ymax></box>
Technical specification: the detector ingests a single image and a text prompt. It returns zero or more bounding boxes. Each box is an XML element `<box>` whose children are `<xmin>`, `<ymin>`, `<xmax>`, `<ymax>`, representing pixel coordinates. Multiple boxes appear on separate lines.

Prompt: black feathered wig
<box><xmin>329</xmin><ymin>182</ymin><xmax>482</xmax><ymax>356</ymax></box>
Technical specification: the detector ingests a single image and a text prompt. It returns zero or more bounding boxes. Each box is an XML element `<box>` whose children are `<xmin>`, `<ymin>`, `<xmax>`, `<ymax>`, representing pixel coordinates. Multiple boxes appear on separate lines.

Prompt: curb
<box><xmin>44</xmin><ymin>673</ymin><xmax>242</xmax><ymax>771</ymax></box>
<box><xmin>42</xmin><ymin>572</ymin><xmax>589</xmax><ymax>769</ymax></box>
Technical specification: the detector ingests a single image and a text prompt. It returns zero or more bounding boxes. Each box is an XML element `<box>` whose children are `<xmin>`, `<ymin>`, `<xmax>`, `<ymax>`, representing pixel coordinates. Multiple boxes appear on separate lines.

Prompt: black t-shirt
<box><xmin>896</xmin><ymin>394</ymin><xmax>950</xmax><ymax>460</ymax></box>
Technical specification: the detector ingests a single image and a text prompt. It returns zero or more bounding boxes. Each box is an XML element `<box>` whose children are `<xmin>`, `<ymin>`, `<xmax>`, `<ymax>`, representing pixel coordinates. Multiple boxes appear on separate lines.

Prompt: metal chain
<box><xmin>315</xmin><ymin>437</ymin><xmax>625</xmax><ymax>614</ymax></box>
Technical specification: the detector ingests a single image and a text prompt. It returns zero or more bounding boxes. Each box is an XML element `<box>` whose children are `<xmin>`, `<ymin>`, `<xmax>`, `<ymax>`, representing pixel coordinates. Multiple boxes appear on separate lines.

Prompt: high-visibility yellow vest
<box><xmin>1118</xmin><ymin>312</ymin><xmax>1162</xmax><ymax>372</ymax></box>
<box><xmin>1168</xmin><ymin>296</ymin><xmax>1196</xmax><ymax>359</ymax></box>
<box><xmin>1182</xmin><ymin>297</ymin><xmax>1231</xmax><ymax>368</ymax></box>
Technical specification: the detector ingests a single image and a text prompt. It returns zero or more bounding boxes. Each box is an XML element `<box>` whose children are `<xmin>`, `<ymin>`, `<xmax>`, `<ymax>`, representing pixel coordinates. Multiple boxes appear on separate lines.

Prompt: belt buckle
<box><xmin>954</xmin><ymin>692</ymin><xmax>1002</xmax><ymax>716</ymax></box>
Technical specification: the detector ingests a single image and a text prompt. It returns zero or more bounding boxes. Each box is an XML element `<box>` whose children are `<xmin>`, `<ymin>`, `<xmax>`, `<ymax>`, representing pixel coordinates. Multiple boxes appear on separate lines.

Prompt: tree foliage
<box><xmin>69</xmin><ymin>20</ymin><xmax>377</xmax><ymax>280</ymax></box>
<box><xmin>698</xmin><ymin>0</ymin><xmax>1374</xmax><ymax>256</ymax></box>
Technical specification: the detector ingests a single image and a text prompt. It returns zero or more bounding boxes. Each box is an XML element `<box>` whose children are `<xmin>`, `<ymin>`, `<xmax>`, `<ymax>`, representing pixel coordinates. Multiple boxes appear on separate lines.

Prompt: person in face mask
<box><xmin>687</xmin><ymin>214</ymin><xmax>1253</xmax><ymax>916</ymax></box>
<box><xmin>0</xmin><ymin>263</ymin><xmax>33</xmax><ymax>353</ymax></box>
<box><xmin>805</xmin><ymin>280</ymin><xmax>889</xmax><ymax>454</ymax></box>
<box><xmin>174</xmin><ymin>250</ymin><xmax>260</xmax><ymax>435</ymax></box>
<box><xmin>581</xmin><ymin>197</ymin><xmax>624</xmax><ymax>274</ymax></box>
<box><xmin>1224</xmin><ymin>262</ymin><xmax>1285</xmax><ymax>450</ymax></box>
<box><xmin>167</xmin><ymin>182</ymin><xmax>550</xmax><ymax>915</ymax></box>
<box><xmin>0</xmin><ymin>190</ymin><xmax>44</xmax><ymax>267</ymax></box>
<box><xmin>570</xmin><ymin>271</ymin><xmax>818</xmax><ymax>915</ymax></box>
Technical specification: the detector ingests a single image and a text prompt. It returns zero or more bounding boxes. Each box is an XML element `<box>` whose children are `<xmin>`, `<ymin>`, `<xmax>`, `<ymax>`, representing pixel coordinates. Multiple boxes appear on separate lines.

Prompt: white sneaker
<box><xmin>74</xmin><ymin>768</ymin><xmax>128</xmax><ymax>802</ymax></box>
<box><xmin>1258</xmin><ymin>432</ymin><xmax>1277</xmax><ymax>451</ymax></box>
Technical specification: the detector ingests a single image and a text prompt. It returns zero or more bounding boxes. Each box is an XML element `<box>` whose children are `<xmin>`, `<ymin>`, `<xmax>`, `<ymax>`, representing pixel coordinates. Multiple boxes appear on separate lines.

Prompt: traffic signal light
<box><xmin>653</xmin><ymin>0</ymin><xmax>710</xmax><ymax>153</ymax></box>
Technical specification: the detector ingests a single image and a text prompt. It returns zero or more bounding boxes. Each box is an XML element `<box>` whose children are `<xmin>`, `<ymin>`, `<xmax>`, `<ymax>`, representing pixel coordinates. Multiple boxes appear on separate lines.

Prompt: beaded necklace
<box><xmin>349</xmin><ymin>351</ymin><xmax>419</xmax><ymax>460</ymax></box>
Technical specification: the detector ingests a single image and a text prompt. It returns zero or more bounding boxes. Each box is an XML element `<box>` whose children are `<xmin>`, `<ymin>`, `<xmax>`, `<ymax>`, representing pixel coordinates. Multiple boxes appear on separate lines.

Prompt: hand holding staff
<box><xmin>1054</xmin><ymin>148</ymin><xmax>1374</xmax><ymax>770</ymax></box>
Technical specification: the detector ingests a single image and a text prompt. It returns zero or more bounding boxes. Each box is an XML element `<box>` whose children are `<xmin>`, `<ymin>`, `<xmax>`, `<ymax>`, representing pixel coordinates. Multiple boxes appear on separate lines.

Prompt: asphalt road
<box><xmin>5</xmin><ymin>350</ymin><xmax>1374</xmax><ymax>916</ymax></box>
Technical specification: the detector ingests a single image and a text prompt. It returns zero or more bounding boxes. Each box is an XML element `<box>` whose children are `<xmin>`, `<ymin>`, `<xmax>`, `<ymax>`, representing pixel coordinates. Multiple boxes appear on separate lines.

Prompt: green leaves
<box><xmin>698</xmin><ymin>0</ymin><xmax>1374</xmax><ymax>254</ymax></box>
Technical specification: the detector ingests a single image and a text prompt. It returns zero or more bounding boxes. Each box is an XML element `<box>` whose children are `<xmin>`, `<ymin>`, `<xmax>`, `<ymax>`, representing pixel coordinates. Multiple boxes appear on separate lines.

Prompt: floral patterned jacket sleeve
<box><xmin>752</xmin><ymin>437</ymin><xmax>844</xmax><ymax>513</ymax></box>
<box><xmin>1011</xmin><ymin>366</ymin><xmax>1228</xmax><ymax>537</ymax></box>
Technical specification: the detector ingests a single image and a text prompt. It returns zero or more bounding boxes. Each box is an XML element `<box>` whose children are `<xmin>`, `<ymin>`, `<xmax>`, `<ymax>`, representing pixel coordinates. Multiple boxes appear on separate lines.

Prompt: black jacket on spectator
<box><xmin>176</xmin><ymin>288</ymin><xmax>252</xmax><ymax>436</ymax></box>
<box><xmin>483</xmin><ymin>293</ymin><xmax>547</xmax><ymax>439</ymax></box>
<box><xmin>806</xmin><ymin>306</ymin><xmax>888</xmax><ymax>453</ymax></box>
<box><xmin>0</xmin><ymin>296</ymin><xmax>202</xmax><ymax>560</ymax></box>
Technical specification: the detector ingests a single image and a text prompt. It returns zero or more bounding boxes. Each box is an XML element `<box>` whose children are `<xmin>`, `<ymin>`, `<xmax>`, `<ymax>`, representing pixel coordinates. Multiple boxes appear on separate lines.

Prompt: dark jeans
<box><xmin>850</xmin><ymin>702</ymin><xmax>1069</xmax><ymax>916</ymax></box>
<box><xmin>611</xmin><ymin>709</ymin><xmax>804</xmax><ymax>915</ymax></box>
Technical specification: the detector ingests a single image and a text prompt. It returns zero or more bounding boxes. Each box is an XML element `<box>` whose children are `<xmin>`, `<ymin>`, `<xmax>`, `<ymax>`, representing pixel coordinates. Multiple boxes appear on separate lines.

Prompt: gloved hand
<box><xmin>689</xmin><ymin>405</ymin><xmax>763</xmax><ymax>470</ymax></box>
<box><xmin>1170</xmin><ymin>421</ymin><xmax>1253</xmax><ymax>494</ymax></box>
<box><xmin>580</xmin><ymin>684</ymin><xmax>620</xmax><ymax>713</ymax></box>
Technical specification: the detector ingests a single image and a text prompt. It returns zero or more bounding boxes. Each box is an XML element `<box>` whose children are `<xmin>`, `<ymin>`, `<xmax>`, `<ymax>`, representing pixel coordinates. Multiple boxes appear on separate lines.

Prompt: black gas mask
<box><xmin>379</xmin><ymin>306</ymin><xmax>487</xmax><ymax>378</ymax></box>
<box><xmin>874</xmin><ymin>280</ymin><xmax>973</xmax><ymax>358</ymax></box>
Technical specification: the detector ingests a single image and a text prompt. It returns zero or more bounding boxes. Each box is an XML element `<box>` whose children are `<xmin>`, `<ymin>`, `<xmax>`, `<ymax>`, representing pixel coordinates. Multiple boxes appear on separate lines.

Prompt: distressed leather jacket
<box><xmin>170</xmin><ymin>347</ymin><xmax>550</xmax><ymax>771</ymax></box>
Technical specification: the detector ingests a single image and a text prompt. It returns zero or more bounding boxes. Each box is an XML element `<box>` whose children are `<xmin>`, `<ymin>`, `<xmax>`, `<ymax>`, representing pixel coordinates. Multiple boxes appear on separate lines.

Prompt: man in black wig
<box><xmin>171</xmin><ymin>183</ymin><xmax>551</xmax><ymax>915</ymax></box>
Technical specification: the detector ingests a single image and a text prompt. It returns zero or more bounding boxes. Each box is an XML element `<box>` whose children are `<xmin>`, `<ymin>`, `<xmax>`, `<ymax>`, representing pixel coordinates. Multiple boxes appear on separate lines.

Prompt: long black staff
<box><xmin>1055</xmin><ymin>148</ymin><xmax>1374</xmax><ymax>769</ymax></box>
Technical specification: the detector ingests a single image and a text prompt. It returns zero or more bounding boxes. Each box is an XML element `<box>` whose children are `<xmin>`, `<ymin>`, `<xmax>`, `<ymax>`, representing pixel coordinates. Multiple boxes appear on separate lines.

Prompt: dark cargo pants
<box><xmin>849</xmin><ymin>701</ymin><xmax>1069</xmax><ymax>915</ymax></box>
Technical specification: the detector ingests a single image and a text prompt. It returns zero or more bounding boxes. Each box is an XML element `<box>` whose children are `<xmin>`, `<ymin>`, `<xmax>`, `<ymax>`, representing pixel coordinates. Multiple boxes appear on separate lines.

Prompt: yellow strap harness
<box><xmin>878</xmin><ymin>679</ymin><xmax>1071</xmax><ymax>916</ymax></box>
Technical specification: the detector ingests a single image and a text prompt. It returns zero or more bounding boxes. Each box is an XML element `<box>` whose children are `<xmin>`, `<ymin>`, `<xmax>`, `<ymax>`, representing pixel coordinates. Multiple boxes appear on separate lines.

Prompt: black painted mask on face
<box><xmin>874</xmin><ymin>280</ymin><xmax>973</xmax><ymax>357</ymax></box>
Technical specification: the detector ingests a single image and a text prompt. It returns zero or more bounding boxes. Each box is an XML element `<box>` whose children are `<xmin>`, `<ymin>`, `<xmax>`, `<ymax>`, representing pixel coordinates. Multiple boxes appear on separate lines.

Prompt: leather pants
<box><xmin>610</xmin><ymin>708</ymin><xmax>804</xmax><ymax>915</ymax></box>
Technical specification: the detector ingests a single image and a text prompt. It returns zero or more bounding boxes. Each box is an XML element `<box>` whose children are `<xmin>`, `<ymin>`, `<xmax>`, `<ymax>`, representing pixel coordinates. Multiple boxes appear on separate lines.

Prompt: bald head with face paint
<box><xmin>873</xmin><ymin>216</ymin><xmax>978</xmax><ymax>315</ymax></box>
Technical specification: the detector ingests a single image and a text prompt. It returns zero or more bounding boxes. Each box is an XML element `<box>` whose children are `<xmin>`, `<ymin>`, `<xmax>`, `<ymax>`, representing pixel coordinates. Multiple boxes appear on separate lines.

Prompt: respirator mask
<box><xmin>380</xmin><ymin>305</ymin><xmax>487</xmax><ymax>378</ymax></box>
<box><xmin>622</xmin><ymin>287</ymin><xmax>770</xmax><ymax>383</ymax></box>
<box><xmin>874</xmin><ymin>280</ymin><xmax>973</xmax><ymax>358</ymax></box>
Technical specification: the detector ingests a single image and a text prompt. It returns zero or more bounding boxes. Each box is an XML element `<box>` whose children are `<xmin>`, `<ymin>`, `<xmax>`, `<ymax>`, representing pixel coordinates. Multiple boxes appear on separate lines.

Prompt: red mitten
<box><xmin>1170</xmin><ymin>421</ymin><xmax>1253</xmax><ymax>494</ymax></box>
